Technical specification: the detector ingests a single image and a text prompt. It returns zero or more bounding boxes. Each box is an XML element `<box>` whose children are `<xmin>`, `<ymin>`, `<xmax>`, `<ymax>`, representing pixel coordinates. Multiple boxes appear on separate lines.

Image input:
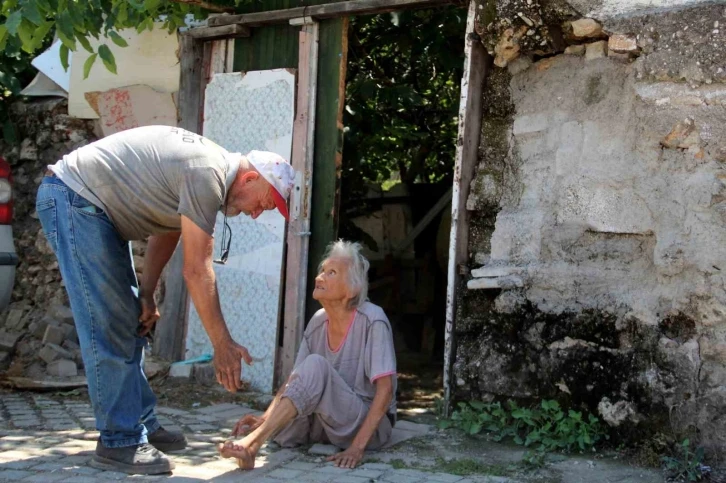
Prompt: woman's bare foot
<box><xmin>217</xmin><ymin>441</ymin><xmax>256</xmax><ymax>470</ymax></box>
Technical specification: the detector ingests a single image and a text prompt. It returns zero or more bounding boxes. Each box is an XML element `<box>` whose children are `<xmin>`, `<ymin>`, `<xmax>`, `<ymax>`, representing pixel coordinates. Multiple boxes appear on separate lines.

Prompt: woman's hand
<box><xmin>232</xmin><ymin>414</ymin><xmax>265</xmax><ymax>437</ymax></box>
<box><xmin>327</xmin><ymin>446</ymin><xmax>364</xmax><ymax>469</ymax></box>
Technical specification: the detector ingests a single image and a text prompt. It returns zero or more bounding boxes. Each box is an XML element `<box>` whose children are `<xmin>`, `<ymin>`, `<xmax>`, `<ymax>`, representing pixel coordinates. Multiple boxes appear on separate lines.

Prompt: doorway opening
<box><xmin>338</xmin><ymin>5</ymin><xmax>466</xmax><ymax>419</ymax></box>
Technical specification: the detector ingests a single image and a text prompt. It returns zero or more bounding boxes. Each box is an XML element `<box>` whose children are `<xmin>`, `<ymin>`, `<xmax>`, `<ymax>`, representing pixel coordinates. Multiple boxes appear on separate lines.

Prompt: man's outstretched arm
<box><xmin>181</xmin><ymin>215</ymin><xmax>253</xmax><ymax>392</ymax></box>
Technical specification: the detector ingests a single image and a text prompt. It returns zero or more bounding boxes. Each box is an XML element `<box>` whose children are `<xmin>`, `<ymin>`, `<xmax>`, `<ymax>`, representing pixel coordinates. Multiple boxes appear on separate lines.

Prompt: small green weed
<box><xmin>435</xmin><ymin>457</ymin><xmax>514</xmax><ymax>476</ymax></box>
<box><xmin>439</xmin><ymin>399</ymin><xmax>608</xmax><ymax>453</ymax></box>
<box><xmin>389</xmin><ymin>459</ymin><xmax>409</xmax><ymax>470</ymax></box>
<box><xmin>521</xmin><ymin>450</ymin><xmax>547</xmax><ymax>469</ymax></box>
<box><xmin>662</xmin><ymin>439</ymin><xmax>709</xmax><ymax>482</ymax></box>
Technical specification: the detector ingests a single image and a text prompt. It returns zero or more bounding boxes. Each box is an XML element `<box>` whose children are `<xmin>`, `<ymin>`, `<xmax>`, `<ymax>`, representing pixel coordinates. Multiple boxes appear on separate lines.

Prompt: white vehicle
<box><xmin>0</xmin><ymin>157</ymin><xmax>17</xmax><ymax>310</ymax></box>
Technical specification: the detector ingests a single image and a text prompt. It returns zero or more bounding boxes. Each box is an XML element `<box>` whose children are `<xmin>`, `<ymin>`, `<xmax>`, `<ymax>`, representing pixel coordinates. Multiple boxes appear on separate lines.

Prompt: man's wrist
<box><xmin>211</xmin><ymin>332</ymin><xmax>233</xmax><ymax>348</ymax></box>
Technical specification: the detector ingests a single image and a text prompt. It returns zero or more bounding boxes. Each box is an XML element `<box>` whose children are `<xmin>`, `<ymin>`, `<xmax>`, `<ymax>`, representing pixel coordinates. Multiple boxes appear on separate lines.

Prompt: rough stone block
<box><xmin>470</xmin><ymin>266</ymin><xmax>517</xmax><ymax>278</ymax></box>
<box><xmin>0</xmin><ymin>350</ymin><xmax>10</xmax><ymax>364</ymax></box>
<box><xmin>608</xmin><ymin>34</ymin><xmax>638</xmax><ymax>54</ymax></box>
<box><xmin>39</xmin><ymin>343</ymin><xmax>73</xmax><ymax>364</ymax></box>
<box><xmin>571</xmin><ymin>19</ymin><xmax>603</xmax><ymax>38</ymax></box>
<box><xmin>60</xmin><ymin>323</ymin><xmax>77</xmax><ymax>343</ymax></box>
<box><xmin>193</xmin><ymin>362</ymin><xmax>216</xmax><ymax>386</ymax></box>
<box><xmin>585</xmin><ymin>41</ymin><xmax>608</xmax><ymax>60</ymax></box>
<box><xmin>143</xmin><ymin>357</ymin><xmax>169</xmax><ymax>379</ymax></box>
<box><xmin>46</xmin><ymin>359</ymin><xmax>78</xmax><ymax>377</ymax></box>
<box><xmin>169</xmin><ymin>363</ymin><xmax>193</xmax><ymax>379</ymax></box>
<box><xmin>32</xmin><ymin>315</ymin><xmax>59</xmax><ymax>339</ymax></box>
<box><xmin>507</xmin><ymin>56</ymin><xmax>532</xmax><ymax>76</ymax></box>
<box><xmin>3</xmin><ymin>308</ymin><xmax>26</xmax><ymax>331</ymax></box>
<box><xmin>564</xmin><ymin>44</ymin><xmax>586</xmax><ymax>56</ymax></box>
<box><xmin>42</xmin><ymin>325</ymin><xmax>65</xmax><ymax>345</ymax></box>
<box><xmin>0</xmin><ymin>330</ymin><xmax>22</xmax><ymax>351</ymax></box>
<box><xmin>467</xmin><ymin>276</ymin><xmax>524</xmax><ymax>290</ymax></box>
<box><xmin>49</xmin><ymin>305</ymin><xmax>74</xmax><ymax>325</ymax></box>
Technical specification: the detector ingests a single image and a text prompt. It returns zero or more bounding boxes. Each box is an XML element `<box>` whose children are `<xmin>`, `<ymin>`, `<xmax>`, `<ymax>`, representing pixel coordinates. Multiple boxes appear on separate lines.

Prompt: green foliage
<box><xmin>521</xmin><ymin>450</ymin><xmax>547</xmax><ymax>469</ymax></box>
<box><xmin>439</xmin><ymin>400</ymin><xmax>608</xmax><ymax>453</ymax></box>
<box><xmin>662</xmin><ymin>439</ymin><xmax>708</xmax><ymax>482</ymax></box>
<box><xmin>0</xmin><ymin>0</ymin><xmax>251</xmax><ymax>143</ymax></box>
<box><xmin>340</xmin><ymin>7</ymin><xmax>465</xmax><ymax>233</ymax></box>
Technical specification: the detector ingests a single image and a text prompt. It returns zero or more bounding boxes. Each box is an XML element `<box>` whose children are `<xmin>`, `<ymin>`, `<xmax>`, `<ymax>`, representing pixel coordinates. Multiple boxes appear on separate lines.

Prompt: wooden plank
<box><xmin>443</xmin><ymin>0</ymin><xmax>490</xmax><ymax>416</ymax></box>
<box><xmin>153</xmin><ymin>34</ymin><xmax>203</xmax><ymax>362</ymax></box>
<box><xmin>209</xmin><ymin>0</ymin><xmax>459</xmax><ymax>27</ymax></box>
<box><xmin>186</xmin><ymin>24</ymin><xmax>251</xmax><ymax>41</ymax></box>
<box><xmin>394</xmin><ymin>187</ymin><xmax>453</xmax><ymax>256</ymax></box>
<box><xmin>305</xmin><ymin>17</ymin><xmax>348</xmax><ymax>322</ymax></box>
<box><xmin>280</xmin><ymin>20</ymin><xmax>320</xmax><ymax>385</ymax></box>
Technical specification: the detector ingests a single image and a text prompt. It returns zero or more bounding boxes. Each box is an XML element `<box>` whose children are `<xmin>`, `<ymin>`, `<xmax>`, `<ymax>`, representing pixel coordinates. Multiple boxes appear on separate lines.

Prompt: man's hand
<box><xmin>214</xmin><ymin>339</ymin><xmax>254</xmax><ymax>393</ymax></box>
<box><xmin>327</xmin><ymin>446</ymin><xmax>365</xmax><ymax>469</ymax></box>
<box><xmin>232</xmin><ymin>414</ymin><xmax>265</xmax><ymax>437</ymax></box>
<box><xmin>138</xmin><ymin>292</ymin><xmax>160</xmax><ymax>337</ymax></box>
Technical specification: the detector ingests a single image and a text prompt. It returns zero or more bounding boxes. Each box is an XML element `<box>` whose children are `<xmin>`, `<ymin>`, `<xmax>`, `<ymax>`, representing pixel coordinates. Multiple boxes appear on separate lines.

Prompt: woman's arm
<box><xmin>327</xmin><ymin>375</ymin><xmax>393</xmax><ymax>468</ymax></box>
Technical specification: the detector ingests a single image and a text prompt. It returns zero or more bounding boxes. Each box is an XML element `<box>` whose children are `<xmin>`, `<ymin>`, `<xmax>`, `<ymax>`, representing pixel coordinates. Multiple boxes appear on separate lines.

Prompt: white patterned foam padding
<box><xmin>185</xmin><ymin>69</ymin><xmax>295</xmax><ymax>393</ymax></box>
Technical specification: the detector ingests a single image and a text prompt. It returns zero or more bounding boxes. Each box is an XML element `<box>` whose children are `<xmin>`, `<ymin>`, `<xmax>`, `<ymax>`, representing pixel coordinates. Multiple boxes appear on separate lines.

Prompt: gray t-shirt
<box><xmin>49</xmin><ymin>125</ymin><xmax>239</xmax><ymax>241</ymax></box>
<box><xmin>294</xmin><ymin>302</ymin><xmax>398</xmax><ymax>417</ymax></box>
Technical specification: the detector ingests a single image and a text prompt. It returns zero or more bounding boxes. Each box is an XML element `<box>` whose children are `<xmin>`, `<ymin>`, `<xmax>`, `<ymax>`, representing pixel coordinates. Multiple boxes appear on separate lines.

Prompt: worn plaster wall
<box><xmin>458</xmin><ymin>2</ymin><xmax>726</xmax><ymax>458</ymax></box>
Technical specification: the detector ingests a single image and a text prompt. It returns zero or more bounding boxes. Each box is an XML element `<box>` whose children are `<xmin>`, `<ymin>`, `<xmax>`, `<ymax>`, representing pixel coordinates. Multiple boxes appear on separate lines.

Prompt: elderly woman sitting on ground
<box><xmin>218</xmin><ymin>240</ymin><xmax>397</xmax><ymax>470</ymax></box>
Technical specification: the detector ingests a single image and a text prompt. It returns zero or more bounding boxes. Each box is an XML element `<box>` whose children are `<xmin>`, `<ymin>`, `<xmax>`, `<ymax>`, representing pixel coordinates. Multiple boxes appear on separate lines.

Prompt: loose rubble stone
<box><xmin>0</xmin><ymin>330</ymin><xmax>22</xmax><ymax>351</ymax></box>
<box><xmin>46</xmin><ymin>358</ymin><xmax>78</xmax><ymax>377</ymax></box>
<box><xmin>608</xmin><ymin>34</ymin><xmax>639</xmax><ymax>54</ymax></box>
<box><xmin>564</xmin><ymin>45</ymin><xmax>586</xmax><ymax>56</ymax></box>
<box><xmin>32</xmin><ymin>315</ymin><xmax>60</xmax><ymax>339</ymax></box>
<box><xmin>143</xmin><ymin>357</ymin><xmax>168</xmax><ymax>379</ymax></box>
<box><xmin>19</xmin><ymin>138</ymin><xmax>38</xmax><ymax>161</ymax></box>
<box><xmin>3</xmin><ymin>308</ymin><xmax>26</xmax><ymax>331</ymax></box>
<box><xmin>39</xmin><ymin>343</ymin><xmax>73</xmax><ymax>364</ymax></box>
<box><xmin>193</xmin><ymin>362</ymin><xmax>216</xmax><ymax>386</ymax></box>
<box><xmin>60</xmin><ymin>323</ymin><xmax>77</xmax><ymax>342</ymax></box>
<box><xmin>42</xmin><ymin>325</ymin><xmax>65</xmax><ymax>345</ymax></box>
<box><xmin>661</xmin><ymin>117</ymin><xmax>697</xmax><ymax>149</ymax></box>
<box><xmin>169</xmin><ymin>363</ymin><xmax>193</xmax><ymax>379</ymax></box>
<box><xmin>494</xmin><ymin>26</ymin><xmax>528</xmax><ymax>68</ymax></box>
<box><xmin>507</xmin><ymin>56</ymin><xmax>533</xmax><ymax>76</ymax></box>
<box><xmin>48</xmin><ymin>305</ymin><xmax>74</xmax><ymax>324</ymax></box>
<box><xmin>585</xmin><ymin>41</ymin><xmax>608</xmax><ymax>60</ymax></box>
<box><xmin>570</xmin><ymin>19</ymin><xmax>603</xmax><ymax>38</ymax></box>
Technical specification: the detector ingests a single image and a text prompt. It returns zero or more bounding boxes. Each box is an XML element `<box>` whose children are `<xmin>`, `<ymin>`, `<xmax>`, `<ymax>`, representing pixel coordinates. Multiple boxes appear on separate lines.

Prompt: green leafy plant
<box><xmin>439</xmin><ymin>399</ymin><xmax>608</xmax><ymax>453</ymax></box>
<box><xmin>662</xmin><ymin>439</ymin><xmax>709</xmax><ymax>482</ymax></box>
<box><xmin>521</xmin><ymin>450</ymin><xmax>547</xmax><ymax>469</ymax></box>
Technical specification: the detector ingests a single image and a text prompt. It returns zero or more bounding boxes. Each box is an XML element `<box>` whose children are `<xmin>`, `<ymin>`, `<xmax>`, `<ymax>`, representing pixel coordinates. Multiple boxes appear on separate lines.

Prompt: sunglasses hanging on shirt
<box><xmin>213</xmin><ymin>206</ymin><xmax>232</xmax><ymax>265</ymax></box>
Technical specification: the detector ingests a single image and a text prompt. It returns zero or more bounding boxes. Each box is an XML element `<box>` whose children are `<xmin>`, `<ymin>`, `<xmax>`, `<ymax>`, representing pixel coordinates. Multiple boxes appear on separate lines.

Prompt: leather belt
<box><xmin>45</xmin><ymin>169</ymin><xmax>56</xmax><ymax>178</ymax></box>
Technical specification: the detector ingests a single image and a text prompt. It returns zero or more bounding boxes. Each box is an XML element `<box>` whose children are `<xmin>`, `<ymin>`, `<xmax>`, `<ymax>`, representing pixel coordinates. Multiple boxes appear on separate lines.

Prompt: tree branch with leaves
<box><xmin>0</xmin><ymin>0</ymin><xmax>246</xmax><ymax>141</ymax></box>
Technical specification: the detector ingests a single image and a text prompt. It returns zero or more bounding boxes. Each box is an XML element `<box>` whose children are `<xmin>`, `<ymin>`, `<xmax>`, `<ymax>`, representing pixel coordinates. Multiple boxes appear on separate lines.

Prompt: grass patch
<box><xmin>386</xmin><ymin>457</ymin><xmax>515</xmax><ymax>477</ymax></box>
<box><xmin>436</xmin><ymin>457</ymin><xmax>514</xmax><ymax>476</ymax></box>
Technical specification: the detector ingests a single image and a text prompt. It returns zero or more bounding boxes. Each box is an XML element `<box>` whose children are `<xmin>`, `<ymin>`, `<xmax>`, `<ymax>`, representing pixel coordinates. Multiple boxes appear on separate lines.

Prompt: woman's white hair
<box><xmin>320</xmin><ymin>239</ymin><xmax>370</xmax><ymax>309</ymax></box>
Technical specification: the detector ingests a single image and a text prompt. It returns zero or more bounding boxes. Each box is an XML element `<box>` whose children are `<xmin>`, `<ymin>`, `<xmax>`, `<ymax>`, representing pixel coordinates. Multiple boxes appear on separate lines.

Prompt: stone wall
<box><xmin>0</xmin><ymin>99</ymin><xmax>148</xmax><ymax>377</ymax></box>
<box><xmin>458</xmin><ymin>2</ymin><xmax>726</xmax><ymax>459</ymax></box>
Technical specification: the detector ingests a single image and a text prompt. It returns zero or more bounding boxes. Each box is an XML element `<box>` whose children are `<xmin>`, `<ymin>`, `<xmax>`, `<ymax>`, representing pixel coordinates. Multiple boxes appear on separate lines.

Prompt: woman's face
<box><xmin>313</xmin><ymin>257</ymin><xmax>353</xmax><ymax>304</ymax></box>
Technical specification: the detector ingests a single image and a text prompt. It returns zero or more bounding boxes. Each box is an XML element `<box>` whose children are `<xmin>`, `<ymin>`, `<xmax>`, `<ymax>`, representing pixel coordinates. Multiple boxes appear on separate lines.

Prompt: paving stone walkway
<box><xmin>0</xmin><ymin>393</ymin><xmax>510</xmax><ymax>483</ymax></box>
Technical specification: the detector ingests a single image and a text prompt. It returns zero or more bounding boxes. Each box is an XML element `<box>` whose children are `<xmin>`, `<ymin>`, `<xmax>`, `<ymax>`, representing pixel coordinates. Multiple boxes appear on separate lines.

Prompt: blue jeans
<box><xmin>36</xmin><ymin>176</ymin><xmax>160</xmax><ymax>448</ymax></box>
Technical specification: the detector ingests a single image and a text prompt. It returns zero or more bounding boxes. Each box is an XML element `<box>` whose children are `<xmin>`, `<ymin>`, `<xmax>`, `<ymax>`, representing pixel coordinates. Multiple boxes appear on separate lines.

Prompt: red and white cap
<box><xmin>246</xmin><ymin>150</ymin><xmax>296</xmax><ymax>220</ymax></box>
